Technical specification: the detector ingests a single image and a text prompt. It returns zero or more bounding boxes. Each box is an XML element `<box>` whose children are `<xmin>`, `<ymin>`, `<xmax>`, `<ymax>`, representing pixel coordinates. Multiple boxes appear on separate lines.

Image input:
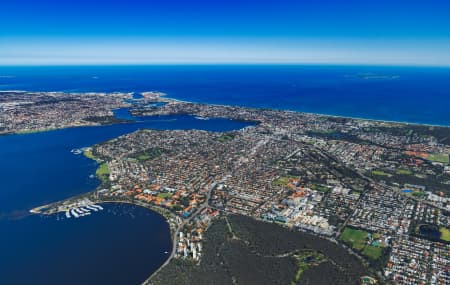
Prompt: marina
<box><xmin>70</xmin><ymin>209</ymin><xmax>79</xmax><ymax>218</ymax></box>
<box><xmin>55</xmin><ymin>199</ymin><xmax>105</xmax><ymax>219</ymax></box>
<box><xmin>70</xmin><ymin>147</ymin><xmax>87</xmax><ymax>155</ymax></box>
<box><xmin>194</xmin><ymin>116</ymin><xmax>209</xmax><ymax>120</ymax></box>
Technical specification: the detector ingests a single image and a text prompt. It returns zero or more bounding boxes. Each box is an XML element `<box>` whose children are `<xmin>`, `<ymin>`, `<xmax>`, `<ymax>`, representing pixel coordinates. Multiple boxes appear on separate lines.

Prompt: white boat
<box><xmin>70</xmin><ymin>149</ymin><xmax>82</xmax><ymax>155</ymax></box>
<box><xmin>92</xmin><ymin>204</ymin><xmax>103</xmax><ymax>210</ymax></box>
<box><xmin>86</xmin><ymin>205</ymin><xmax>98</xmax><ymax>211</ymax></box>
<box><xmin>65</xmin><ymin>211</ymin><xmax>71</xmax><ymax>219</ymax></box>
<box><xmin>70</xmin><ymin>209</ymin><xmax>79</xmax><ymax>218</ymax></box>
<box><xmin>74</xmin><ymin>208</ymin><xmax>84</xmax><ymax>214</ymax></box>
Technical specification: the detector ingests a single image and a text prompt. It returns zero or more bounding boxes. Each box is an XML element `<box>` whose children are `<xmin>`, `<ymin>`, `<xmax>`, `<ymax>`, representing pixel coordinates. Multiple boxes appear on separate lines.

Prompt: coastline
<box><xmin>162</xmin><ymin>94</ymin><xmax>450</xmax><ymax>128</ymax></box>
<box><xmin>2</xmin><ymin>89</ymin><xmax>450</xmax><ymax>128</ymax></box>
<box><xmin>30</xmin><ymin>193</ymin><xmax>176</xmax><ymax>284</ymax></box>
<box><xmin>28</xmin><ymin>196</ymin><xmax>173</xmax><ymax>285</ymax></box>
<box><xmin>0</xmin><ymin>117</ymin><xmax>134</xmax><ymax>137</ymax></box>
<box><xmin>98</xmin><ymin>200</ymin><xmax>177</xmax><ymax>284</ymax></box>
<box><xmin>83</xmin><ymin>143</ymin><xmax>177</xmax><ymax>284</ymax></box>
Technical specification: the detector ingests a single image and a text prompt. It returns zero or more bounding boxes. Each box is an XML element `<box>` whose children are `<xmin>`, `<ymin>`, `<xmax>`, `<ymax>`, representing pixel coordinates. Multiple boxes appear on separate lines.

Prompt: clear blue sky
<box><xmin>1</xmin><ymin>0</ymin><xmax>450</xmax><ymax>66</ymax></box>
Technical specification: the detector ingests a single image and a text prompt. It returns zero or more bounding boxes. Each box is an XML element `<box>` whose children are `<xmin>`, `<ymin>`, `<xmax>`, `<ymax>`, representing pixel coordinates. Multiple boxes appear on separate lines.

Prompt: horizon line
<box><xmin>1</xmin><ymin>62</ymin><xmax>450</xmax><ymax>69</ymax></box>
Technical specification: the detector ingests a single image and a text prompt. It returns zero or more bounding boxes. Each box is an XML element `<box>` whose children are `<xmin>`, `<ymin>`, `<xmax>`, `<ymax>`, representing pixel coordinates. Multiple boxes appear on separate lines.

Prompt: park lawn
<box><xmin>216</xmin><ymin>134</ymin><xmax>235</xmax><ymax>142</ymax></box>
<box><xmin>96</xmin><ymin>163</ymin><xmax>110</xmax><ymax>183</ymax></box>
<box><xmin>411</xmin><ymin>191</ymin><xmax>426</xmax><ymax>198</ymax></box>
<box><xmin>131</xmin><ymin>148</ymin><xmax>164</xmax><ymax>161</ymax></box>
<box><xmin>311</xmin><ymin>129</ymin><xmax>334</xmax><ymax>134</ymax></box>
<box><xmin>273</xmin><ymin>176</ymin><xmax>296</xmax><ymax>187</ymax></box>
<box><xmin>157</xmin><ymin>193</ymin><xmax>173</xmax><ymax>199</ymax></box>
<box><xmin>371</xmin><ymin>170</ymin><xmax>392</xmax><ymax>177</ymax></box>
<box><xmin>310</xmin><ymin>184</ymin><xmax>330</xmax><ymax>193</ymax></box>
<box><xmin>340</xmin><ymin>228</ymin><xmax>385</xmax><ymax>262</ymax></box>
<box><xmin>361</xmin><ymin>246</ymin><xmax>383</xmax><ymax>260</ymax></box>
<box><xmin>137</xmin><ymin>154</ymin><xmax>151</xmax><ymax>161</ymax></box>
<box><xmin>396</xmin><ymin>169</ymin><xmax>413</xmax><ymax>175</ymax></box>
<box><xmin>428</xmin><ymin>153</ymin><xmax>449</xmax><ymax>164</ymax></box>
<box><xmin>340</xmin><ymin>228</ymin><xmax>369</xmax><ymax>251</ymax></box>
<box><xmin>373</xmin><ymin>233</ymin><xmax>381</xmax><ymax>239</ymax></box>
<box><xmin>440</xmin><ymin>227</ymin><xmax>450</xmax><ymax>242</ymax></box>
<box><xmin>96</xmin><ymin>163</ymin><xmax>109</xmax><ymax>176</ymax></box>
<box><xmin>83</xmin><ymin>149</ymin><xmax>97</xmax><ymax>160</ymax></box>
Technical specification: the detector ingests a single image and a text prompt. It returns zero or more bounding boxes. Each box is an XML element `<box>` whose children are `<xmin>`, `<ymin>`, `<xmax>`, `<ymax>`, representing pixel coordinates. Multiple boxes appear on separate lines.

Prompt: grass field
<box><xmin>371</xmin><ymin>170</ymin><xmax>392</xmax><ymax>177</ymax></box>
<box><xmin>83</xmin><ymin>149</ymin><xmax>97</xmax><ymax>161</ymax></box>
<box><xmin>428</xmin><ymin>153</ymin><xmax>449</xmax><ymax>164</ymax></box>
<box><xmin>411</xmin><ymin>191</ymin><xmax>427</xmax><ymax>198</ymax></box>
<box><xmin>361</xmin><ymin>246</ymin><xmax>383</xmax><ymax>260</ymax></box>
<box><xmin>440</xmin><ymin>227</ymin><xmax>450</xmax><ymax>242</ymax></box>
<box><xmin>340</xmin><ymin>228</ymin><xmax>368</xmax><ymax>250</ymax></box>
<box><xmin>96</xmin><ymin>163</ymin><xmax>110</xmax><ymax>183</ymax></box>
<box><xmin>310</xmin><ymin>184</ymin><xmax>330</xmax><ymax>193</ymax></box>
<box><xmin>340</xmin><ymin>228</ymin><xmax>383</xmax><ymax>260</ymax></box>
<box><xmin>157</xmin><ymin>193</ymin><xmax>173</xmax><ymax>199</ymax></box>
<box><xmin>216</xmin><ymin>134</ymin><xmax>235</xmax><ymax>142</ymax></box>
<box><xmin>137</xmin><ymin>154</ymin><xmax>151</xmax><ymax>161</ymax></box>
<box><xmin>396</xmin><ymin>169</ymin><xmax>413</xmax><ymax>175</ymax></box>
<box><xmin>273</xmin><ymin>176</ymin><xmax>296</xmax><ymax>187</ymax></box>
<box><xmin>131</xmin><ymin>147</ymin><xmax>164</xmax><ymax>161</ymax></box>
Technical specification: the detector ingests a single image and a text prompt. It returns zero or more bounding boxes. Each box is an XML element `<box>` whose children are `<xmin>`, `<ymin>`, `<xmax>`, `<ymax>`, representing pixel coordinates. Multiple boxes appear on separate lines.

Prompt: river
<box><xmin>0</xmin><ymin>108</ymin><xmax>252</xmax><ymax>284</ymax></box>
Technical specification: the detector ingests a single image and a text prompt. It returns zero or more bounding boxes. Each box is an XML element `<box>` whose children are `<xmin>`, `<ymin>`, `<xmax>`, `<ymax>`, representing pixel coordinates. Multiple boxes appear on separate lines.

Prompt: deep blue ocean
<box><xmin>1</xmin><ymin>65</ymin><xmax>450</xmax><ymax>125</ymax></box>
<box><xmin>0</xmin><ymin>65</ymin><xmax>449</xmax><ymax>284</ymax></box>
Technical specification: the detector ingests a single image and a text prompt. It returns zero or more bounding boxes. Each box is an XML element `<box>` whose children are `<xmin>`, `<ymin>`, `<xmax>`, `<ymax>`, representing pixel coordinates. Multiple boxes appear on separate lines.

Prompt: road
<box><xmin>143</xmin><ymin>177</ymin><xmax>225</xmax><ymax>284</ymax></box>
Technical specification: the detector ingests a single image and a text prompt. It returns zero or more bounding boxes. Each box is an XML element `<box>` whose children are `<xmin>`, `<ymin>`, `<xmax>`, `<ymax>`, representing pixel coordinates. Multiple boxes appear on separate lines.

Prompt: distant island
<box><xmin>356</xmin><ymin>73</ymin><xmax>400</xmax><ymax>80</ymax></box>
<box><xmin>2</xmin><ymin>91</ymin><xmax>448</xmax><ymax>284</ymax></box>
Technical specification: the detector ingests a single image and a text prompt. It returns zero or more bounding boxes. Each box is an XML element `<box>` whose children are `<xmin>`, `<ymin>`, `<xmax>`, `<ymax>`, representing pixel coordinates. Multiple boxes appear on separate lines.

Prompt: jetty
<box><xmin>30</xmin><ymin>197</ymin><xmax>104</xmax><ymax>219</ymax></box>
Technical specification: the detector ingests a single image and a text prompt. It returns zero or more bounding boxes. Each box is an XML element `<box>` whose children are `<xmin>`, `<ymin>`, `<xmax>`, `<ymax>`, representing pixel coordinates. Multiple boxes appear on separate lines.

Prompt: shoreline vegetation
<box><xmin>83</xmin><ymin>148</ymin><xmax>109</xmax><ymax>183</ymax></box>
